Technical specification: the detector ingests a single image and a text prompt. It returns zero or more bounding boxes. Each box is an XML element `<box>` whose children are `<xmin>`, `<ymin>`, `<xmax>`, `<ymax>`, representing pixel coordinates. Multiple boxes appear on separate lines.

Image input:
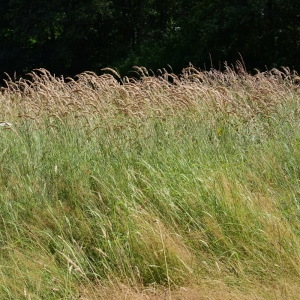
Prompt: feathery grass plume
<box><xmin>2</xmin><ymin>61</ymin><xmax>298</xmax><ymax>125</ymax></box>
<box><xmin>101</xmin><ymin>67</ymin><xmax>122</xmax><ymax>83</ymax></box>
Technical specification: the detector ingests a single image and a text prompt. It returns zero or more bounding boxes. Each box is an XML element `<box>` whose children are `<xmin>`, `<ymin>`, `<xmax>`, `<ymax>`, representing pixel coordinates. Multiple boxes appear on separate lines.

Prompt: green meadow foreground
<box><xmin>0</xmin><ymin>64</ymin><xmax>300</xmax><ymax>299</ymax></box>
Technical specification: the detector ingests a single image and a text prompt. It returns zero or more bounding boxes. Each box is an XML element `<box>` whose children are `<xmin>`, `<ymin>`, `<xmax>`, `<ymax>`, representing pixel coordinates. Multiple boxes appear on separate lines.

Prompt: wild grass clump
<box><xmin>0</xmin><ymin>62</ymin><xmax>300</xmax><ymax>299</ymax></box>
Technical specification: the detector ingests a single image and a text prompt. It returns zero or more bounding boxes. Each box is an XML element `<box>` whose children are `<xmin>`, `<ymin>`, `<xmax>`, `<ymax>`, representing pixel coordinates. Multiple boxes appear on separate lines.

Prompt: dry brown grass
<box><xmin>78</xmin><ymin>277</ymin><xmax>300</xmax><ymax>300</ymax></box>
<box><xmin>1</xmin><ymin>63</ymin><xmax>299</xmax><ymax>124</ymax></box>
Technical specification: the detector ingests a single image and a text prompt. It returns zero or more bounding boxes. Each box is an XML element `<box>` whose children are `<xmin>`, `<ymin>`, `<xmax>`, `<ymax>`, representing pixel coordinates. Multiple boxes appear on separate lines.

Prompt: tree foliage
<box><xmin>1</xmin><ymin>0</ymin><xmax>300</xmax><ymax>79</ymax></box>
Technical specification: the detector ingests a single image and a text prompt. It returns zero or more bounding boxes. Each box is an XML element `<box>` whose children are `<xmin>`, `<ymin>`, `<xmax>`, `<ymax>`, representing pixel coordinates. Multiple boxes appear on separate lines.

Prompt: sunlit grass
<box><xmin>0</xmin><ymin>64</ymin><xmax>300</xmax><ymax>298</ymax></box>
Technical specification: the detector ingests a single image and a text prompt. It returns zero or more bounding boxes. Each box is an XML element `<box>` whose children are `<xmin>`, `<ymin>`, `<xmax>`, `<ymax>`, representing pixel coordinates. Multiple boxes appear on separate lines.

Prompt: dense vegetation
<box><xmin>1</xmin><ymin>0</ymin><xmax>300</xmax><ymax>79</ymax></box>
<box><xmin>0</xmin><ymin>65</ymin><xmax>300</xmax><ymax>299</ymax></box>
<box><xmin>1</xmin><ymin>2</ymin><xmax>300</xmax><ymax>298</ymax></box>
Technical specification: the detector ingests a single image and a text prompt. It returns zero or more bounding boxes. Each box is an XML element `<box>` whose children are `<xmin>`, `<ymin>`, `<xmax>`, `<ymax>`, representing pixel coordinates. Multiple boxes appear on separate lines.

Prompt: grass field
<box><xmin>0</xmin><ymin>63</ymin><xmax>300</xmax><ymax>299</ymax></box>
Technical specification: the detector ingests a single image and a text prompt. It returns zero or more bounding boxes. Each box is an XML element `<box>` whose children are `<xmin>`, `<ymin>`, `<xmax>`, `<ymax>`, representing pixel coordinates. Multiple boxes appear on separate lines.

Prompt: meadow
<box><xmin>0</xmin><ymin>63</ymin><xmax>300</xmax><ymax>299</ymax></box>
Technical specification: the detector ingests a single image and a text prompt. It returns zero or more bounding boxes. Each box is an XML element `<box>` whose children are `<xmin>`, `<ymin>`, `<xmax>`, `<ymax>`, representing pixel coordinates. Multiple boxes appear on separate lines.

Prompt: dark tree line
<box><xmin>1</xmin><ymin>0</ymin><xmax>300</xmax><ymax>80</ymax></box>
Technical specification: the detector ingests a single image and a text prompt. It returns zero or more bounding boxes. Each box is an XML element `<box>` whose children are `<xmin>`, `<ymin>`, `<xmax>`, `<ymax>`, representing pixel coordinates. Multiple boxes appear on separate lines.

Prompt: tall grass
<box><xmin>0</xmin><ymin>63</ymin><xmax>300</xmax><ymax>299</ymax></box>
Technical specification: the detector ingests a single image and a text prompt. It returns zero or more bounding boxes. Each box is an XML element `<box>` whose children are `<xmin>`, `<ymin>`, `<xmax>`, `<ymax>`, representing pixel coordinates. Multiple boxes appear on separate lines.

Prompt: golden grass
<box><xmin>77</xmin><ymin>277</ymin><xmax>300</xmax><ymax>300</ymax></box>
<box><xmin>1</xmin><ymin>62</ymin><xmax>299</xmax><ymax>123</ymax></box>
